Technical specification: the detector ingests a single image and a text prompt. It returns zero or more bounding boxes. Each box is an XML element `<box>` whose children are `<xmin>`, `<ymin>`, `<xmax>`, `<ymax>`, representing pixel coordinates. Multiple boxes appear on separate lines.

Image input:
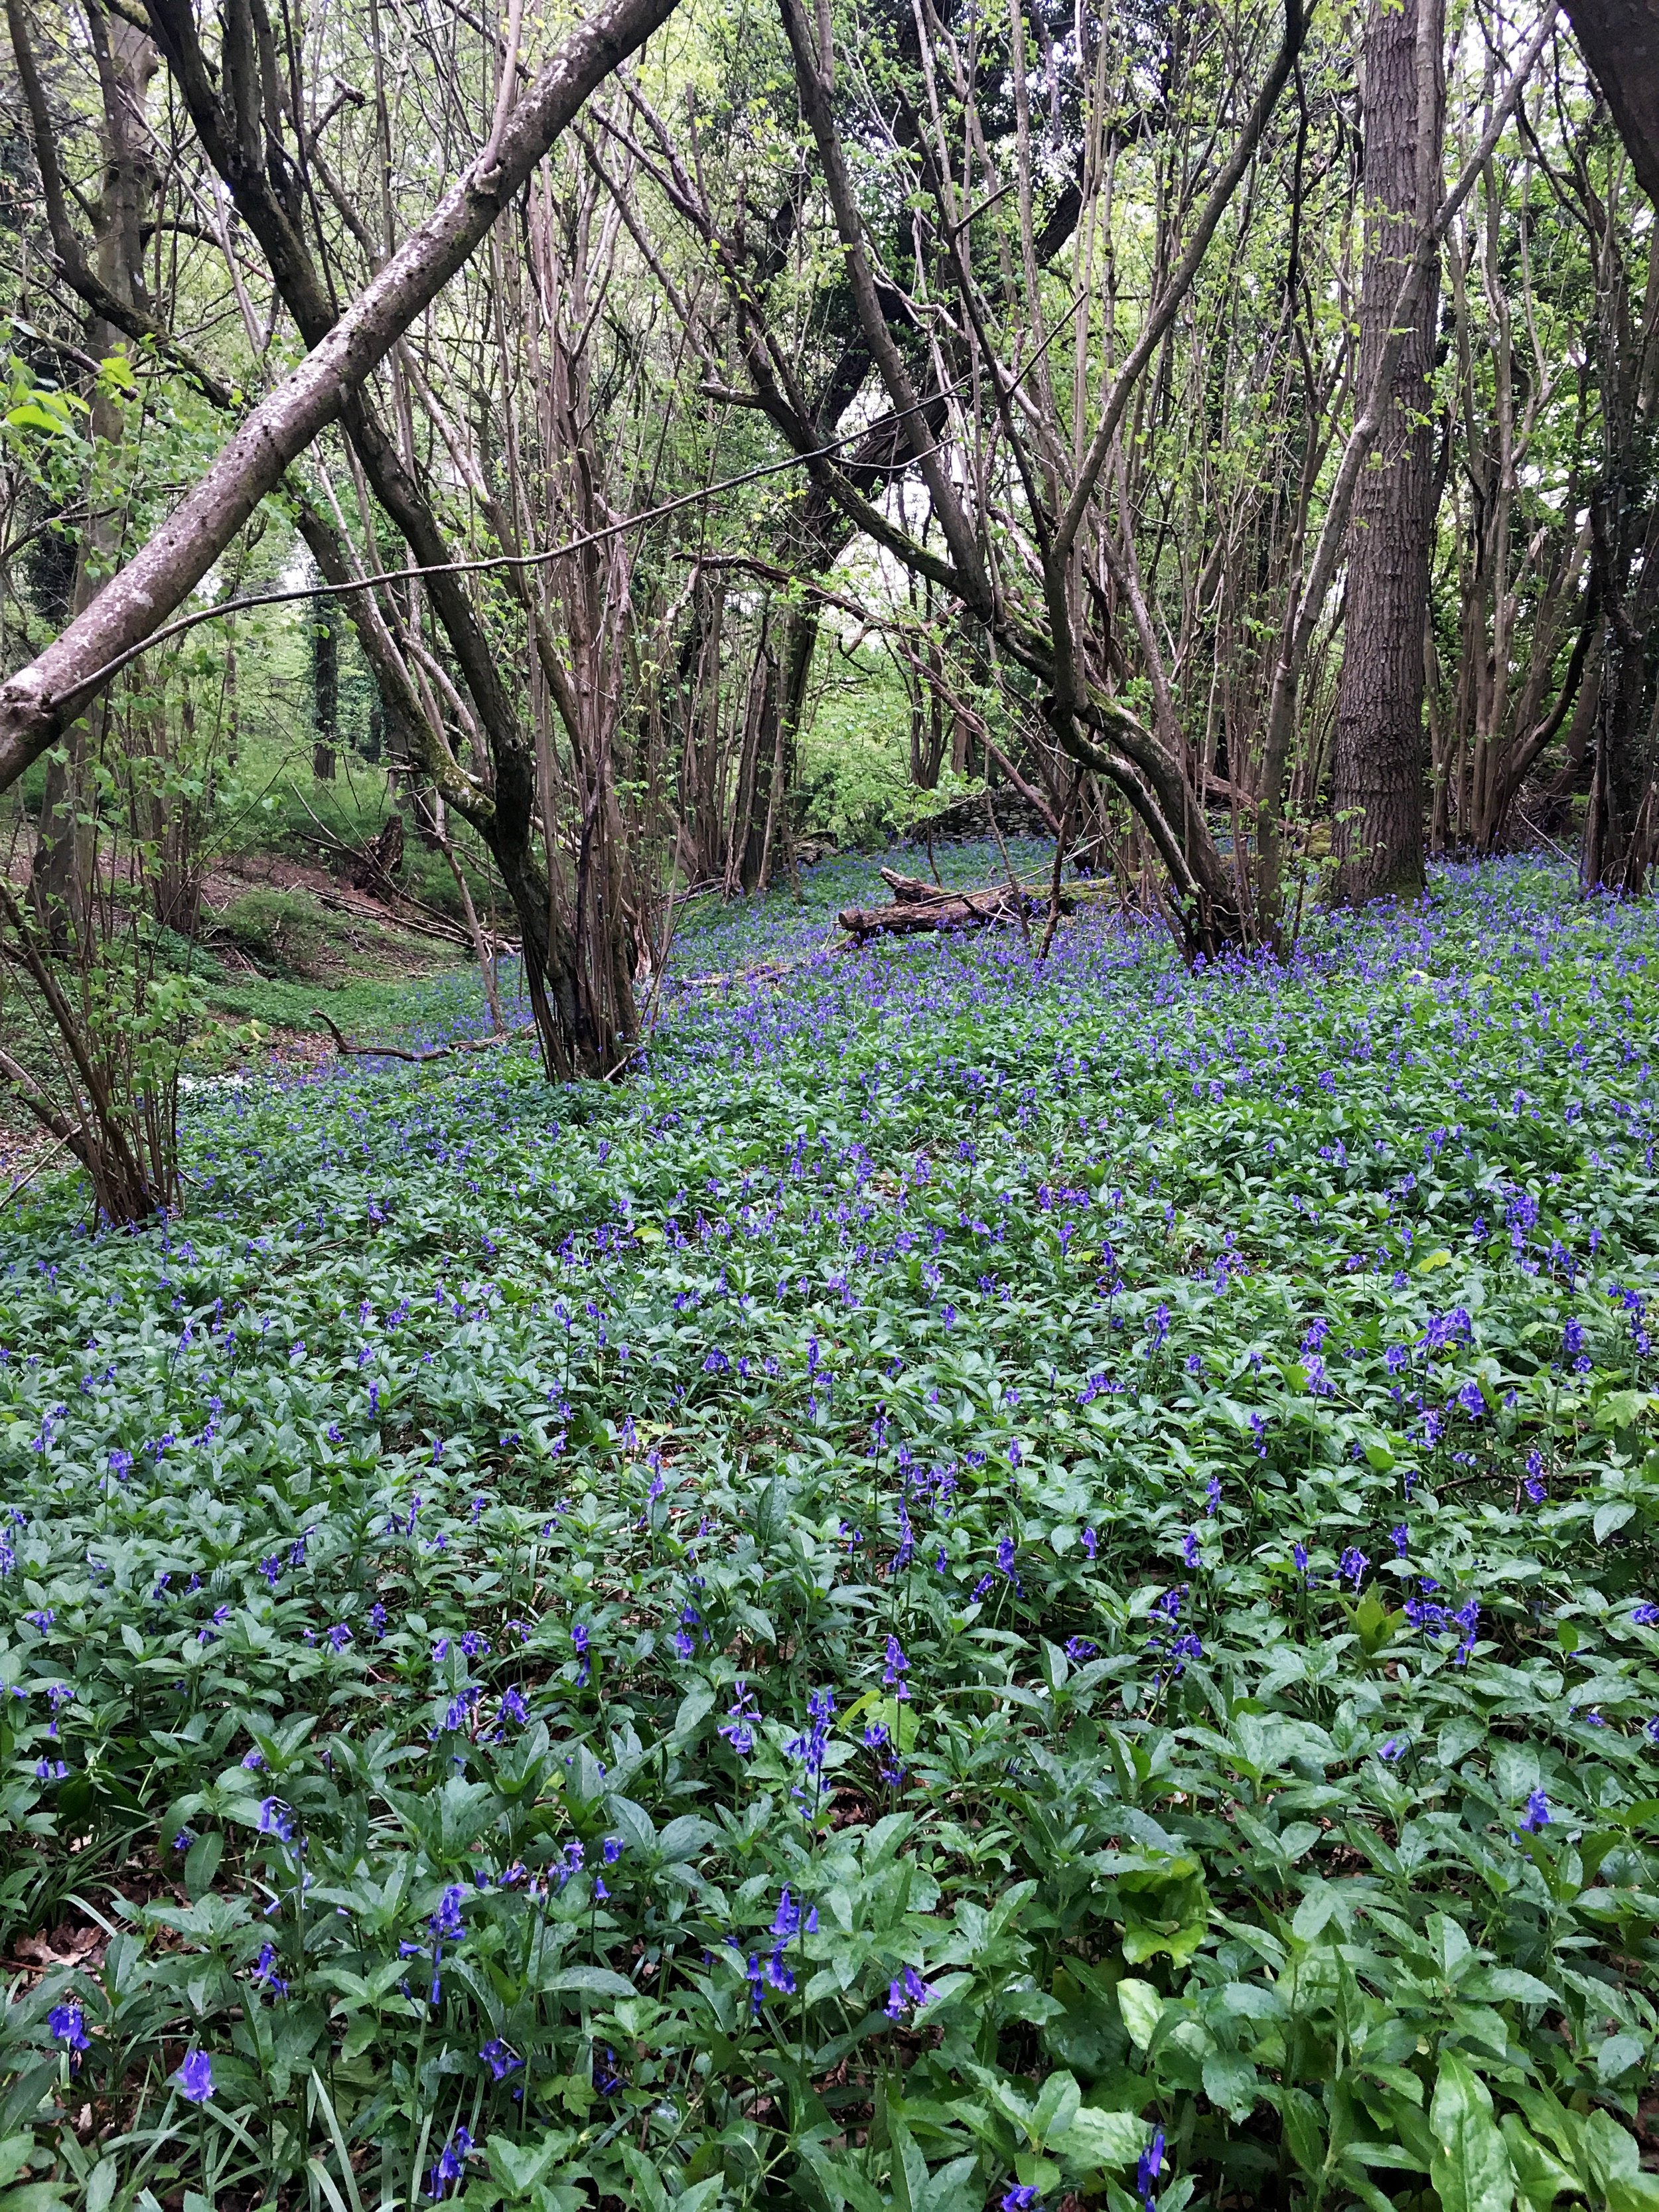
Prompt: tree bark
<box><xmin>311</xmin><ymin>589</ymin><xmax>339</xmax><ymax>782</ymax></box>
<box><xmin>1561</xmin><ymin>0</ymin><xmax>1659</xmax><ymax>205</ymax></box>
<box><xmin>28</xmin><ymin>3</ymin><xmax>157</xmax><ymax>946</ymax></box>
<box><xmin>0</xmin><ymin>0</ymin><xmax>684</xmax><ymax>793</ymax></box>
<box><xmin>1329</xmin><ymin>0</ymin><xmax>1445</xmax><ymax>907</ymax></box>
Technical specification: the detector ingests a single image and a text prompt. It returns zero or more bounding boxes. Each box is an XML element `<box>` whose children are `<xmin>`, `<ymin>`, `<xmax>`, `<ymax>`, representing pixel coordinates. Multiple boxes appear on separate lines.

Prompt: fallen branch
<box><xmin>837</xmin><ymin>867</ymin><xmax>1074</xmax><ymax>942</ymax></box>
<box><xmin>311</xmin><ymin>1009</ymin><xmax>536</xmax><ymax>1062</ymax></box>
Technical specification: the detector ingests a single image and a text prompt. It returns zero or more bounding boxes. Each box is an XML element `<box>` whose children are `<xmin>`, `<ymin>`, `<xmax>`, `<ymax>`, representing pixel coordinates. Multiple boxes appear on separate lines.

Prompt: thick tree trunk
<box><xmin>1561</xmin><ymin>0</ymin><xmax>1659</xmax><ymax>205</ymax></box>
<box><xmin>1329</xmin><ymin>0</ymin><xmax>1445</xmax><ymax>907</ymax></box>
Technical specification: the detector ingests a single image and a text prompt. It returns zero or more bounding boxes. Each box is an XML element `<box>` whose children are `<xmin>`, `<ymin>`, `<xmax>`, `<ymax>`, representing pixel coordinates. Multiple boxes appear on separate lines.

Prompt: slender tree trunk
<box><xmin>311</xmin><ymin>589</ymin><xmax>339</xmax><ymax>782</ymax></box>
<box><xmin>1328</xmin><ymin>0</ymin><xmax>1445</xmax><ymax>907</ymax></box>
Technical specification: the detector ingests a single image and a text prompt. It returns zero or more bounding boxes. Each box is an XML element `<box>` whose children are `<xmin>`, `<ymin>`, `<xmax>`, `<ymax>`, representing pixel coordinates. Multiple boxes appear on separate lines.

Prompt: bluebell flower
<box><xmin>882</xmin><ymin>1635</ymin><xmax>910</xmax><ymax>1699</ymax></box>
<box><xmin>48</xmin><ymin>2001</ymin><xmax>88</xmax><ymax>2052</ymax></box>
<box><xmin>886</xmin><ymin>1963</ymin><xmax>934</xmax><ymax>2020</ymax></box>
<box><xmin>1065</xmin><ymin>1637</ymin><xmax>1097</xmax><ymax>1661</ymax></box>
<box><xmin>1340</xmin><ymin>1546</ymin><xmax>1369</xmax><ymax>1589</ymax></box>
<box><xmin>176</xmin><ymin>2049</ymin><xmax>214</xmax><ymax>2103</ymax></box>
<box><xmin>426</xmin><ymin>2124</ymin><xmax>472</xmax><ymax>2200</ymax></box>
<box><xmin>480</xmin><ymin>2038</ymin><xmax>522</xmax><ymax>2081</ymax></box>
<box><xmin>252</xmin><ymin>1943</ymin><xmax>288</xmax><ymax>1997</ymax></box>
<box><xmin>786</xmin><ymin>1689</ymin><xmax>835</xmax><ymax>1797</ymax></box>
<box><xmin>257</xmin><ymin>1798</ymin><xmax>294</xmax><ymax>1843</ymax></box>
<box><xmin>720</xmin><ymin>1680</ymin><xmax>760</xmax><ymax>1755</ymax></box>
<box><xmin>429</xmin><ymin>1885</ymin><xmax>466</xmax><ymax>1943</ymax></box>
<box><xmin>772</xmin><ymin>1888</ymin><xmax>817</xmax><ymax>1941</ymax></box>
<box><xmin>1137</xmin><ymin>2125</ymin><xmax>1165</xmax><ymax>2212</ymax></box>
<box><xmin>1518</xmin><ymin>1789</ymin><xmax>1550</xmax><ymax>1833</ymax></box>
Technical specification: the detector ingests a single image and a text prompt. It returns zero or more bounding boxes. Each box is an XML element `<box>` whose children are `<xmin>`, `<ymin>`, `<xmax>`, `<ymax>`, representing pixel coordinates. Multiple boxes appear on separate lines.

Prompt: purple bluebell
<box><xmin>176</xmin><ymin>2049</ymin><xmax>214</xmax><ymax>2103</ymax></box>
<box><xmin>720</xmin><ymin>1680</ymin><xmax>760</xmax><ymax>1755</ymax></box>
<box><xmin>426</xmin><ymin>2124</ymin><xmax>472</xmax><ymax>2200</ymax></box>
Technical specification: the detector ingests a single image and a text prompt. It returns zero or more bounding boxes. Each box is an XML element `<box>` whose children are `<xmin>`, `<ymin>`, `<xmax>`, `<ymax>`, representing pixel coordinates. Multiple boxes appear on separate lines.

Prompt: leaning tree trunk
<box><xmin>1328</xmin><ymin>0</ymin><xmax>1445</xmax><ymax>907</ymax></box>
<box><xmin>1562</xmin><ymin>0</ymin><xmax>1659</xmax><ymax>206</ymax></box>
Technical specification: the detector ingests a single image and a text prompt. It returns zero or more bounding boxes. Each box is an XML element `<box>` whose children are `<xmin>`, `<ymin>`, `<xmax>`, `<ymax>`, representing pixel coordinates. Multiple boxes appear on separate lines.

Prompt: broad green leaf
<box><xmin>1115</xmin><ymin>1979</ymin><xmax>1163</xmax><ymax>2051</ymax></box>
<box><xmin>1429</xmin><ymin>2052</ymin><xmax>1514</xmax><ymax>2212</ymax></box>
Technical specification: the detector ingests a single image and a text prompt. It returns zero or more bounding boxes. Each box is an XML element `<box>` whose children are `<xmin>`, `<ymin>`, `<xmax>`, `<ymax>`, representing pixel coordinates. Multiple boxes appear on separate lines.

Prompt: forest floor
<box><xmin>0</xmin><ymin>847</ymin><xmax>1656</xmax><ymax>2212</ymax></box>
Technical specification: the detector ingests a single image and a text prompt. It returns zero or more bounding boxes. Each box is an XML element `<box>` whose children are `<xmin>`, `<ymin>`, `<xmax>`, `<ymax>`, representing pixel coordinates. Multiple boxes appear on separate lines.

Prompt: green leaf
<box><xmin>1498</xmin><ymin>2116</ymin><xmax>1583</xmax><ymax>2211</ymax></box>
<box><xmin>184</xmin><ymin>1830</ymin><xmax>224</xmax><ymax>1899</ymax></box>
<box><xmin>1596</xmin><ymin>2033</ymin><xmax>1646</xmax><ymax>2082</ymax></box>
<box><xmin>1030</xmin><ymin>2071</ymin><xmax>1080</xmax><ymax>2148</ymax></box>
<box><xmin>1201</xmin><ymin>2052</ymin><xmax>1258</xmax><ymax>2122</ymax></box>
<box><xmin>1050</xmin><ymin>2105</ymin><xmax>1149</xmax><ymax>2174</ymax></box>
<box><xmin>541</xmin><ymin>1966</ymin><xmax>636</xmax><ymax>2000</ymax></box>
<box><xmin>1279</xmin><ymin>2087</ymin><xmax>1326</xmax><ymax>2183</ymax></box>
<box><xmin>1115</xmin><ymin>1979</ymin><xmax>1163</xmax><ymax>2052</ymax></box>
<box><xmin>1583</xmin><ymin>2109</ymin><xmax>1642</xmax><ymax>2191</ymax></box>
<box><xmin>1429</xmin><ymin>2051</ymin><xmax>1514</xmax><ymax>2212</ymax></box>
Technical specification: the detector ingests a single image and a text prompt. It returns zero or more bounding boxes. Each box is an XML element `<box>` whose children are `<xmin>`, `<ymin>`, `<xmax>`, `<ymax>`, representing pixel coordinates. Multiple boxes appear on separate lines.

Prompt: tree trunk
<box><xmin>1561</xmin><ymin>0</ymin><xmax>1659</xmax><ymax>206</ymax></box>
<box><xmin>1328</xmin><ymin>0</ymin><xmax>1445</xmax><ymax>907</ymax></box>
<box><xmin>312</xmin><ymin>589</ymin><xmax>339</xmax><ymax>782</ymax></box>
<box><xmin>31</xmin><ymin>5</ymin><xmax>157</xmax><ymax>948</ymax></box>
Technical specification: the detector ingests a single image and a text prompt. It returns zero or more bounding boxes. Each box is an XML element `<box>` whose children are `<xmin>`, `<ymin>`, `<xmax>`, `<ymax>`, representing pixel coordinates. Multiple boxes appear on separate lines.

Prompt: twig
<box><xmin>1039</xmin><ymin>774</ymin><xmax>1081</xmax><ymax>962</ymax></box>
<box><xmin>984</xmin><ymin>791</ymin><xmax>1032</xmax><ymax>946</ymax></box>
<box><xmin>0</xmin><ymin>1132</ymin><xmax>74</xmax><ymax>1211</ymax></box>
<box><xmin>311</xmin><ymin>1009</ymin><xmax>536</xmax><ymax>1063</ymax></box>
<box><xmin>1517</xmin><ymin>808</ymin><xmax>1573</xmax><ymax>863</ymax></box>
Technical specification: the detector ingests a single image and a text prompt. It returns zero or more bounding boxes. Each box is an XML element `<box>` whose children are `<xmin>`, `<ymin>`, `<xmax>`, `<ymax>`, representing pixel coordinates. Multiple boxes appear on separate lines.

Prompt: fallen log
<box><xmin>837</xmin><ymin>869</ymin><xmax>1075</xmax><ymax>942</ymax></box>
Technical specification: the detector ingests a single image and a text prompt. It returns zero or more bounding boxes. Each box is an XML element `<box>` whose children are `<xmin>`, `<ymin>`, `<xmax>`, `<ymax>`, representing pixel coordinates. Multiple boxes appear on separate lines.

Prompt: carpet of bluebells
<box><xmin>2</xmin><ymin>849</ymin><xmax>1658</xmax><ymax>2212</ymax></box>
